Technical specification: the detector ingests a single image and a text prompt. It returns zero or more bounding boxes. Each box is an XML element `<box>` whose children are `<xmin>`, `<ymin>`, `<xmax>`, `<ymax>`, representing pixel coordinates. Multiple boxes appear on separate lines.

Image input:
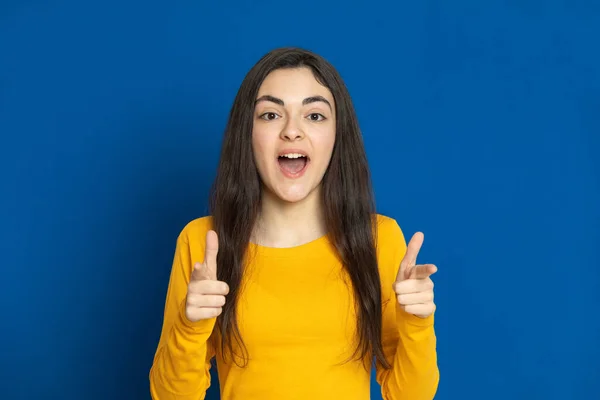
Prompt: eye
<box><xmin>259</xmin><ymin>112</ymin><xmax>280</xmax><ymax>121</ymax></box>
<box><xmin>307</xmin><ymin>113</ymin><xmax>326</xmax><ymax>122</ymax></box>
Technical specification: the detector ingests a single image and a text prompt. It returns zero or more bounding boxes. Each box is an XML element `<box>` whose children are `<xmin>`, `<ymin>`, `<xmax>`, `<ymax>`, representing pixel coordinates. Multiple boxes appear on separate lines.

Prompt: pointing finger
<box><xmin>191</xmin><ymin>261</ymin><xmax>209</xmax><ymax>281</ymax></box>
<box><xmin>408</xmin><ymin>264</ymin><xmax>438</xmax><ymax>280</ymax></box>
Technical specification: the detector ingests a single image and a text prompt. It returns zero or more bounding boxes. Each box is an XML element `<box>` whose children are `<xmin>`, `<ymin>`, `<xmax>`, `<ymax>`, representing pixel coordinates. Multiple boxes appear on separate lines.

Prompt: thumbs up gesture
<box><xmin>185</xmin><ymin>230</ymin><xmax>230</xmax><ymax>323</ymax></box>
<box><xmin>393</xmin><ymin>232</ymin><xmax>437</xmax><ymax>319</ymax></box>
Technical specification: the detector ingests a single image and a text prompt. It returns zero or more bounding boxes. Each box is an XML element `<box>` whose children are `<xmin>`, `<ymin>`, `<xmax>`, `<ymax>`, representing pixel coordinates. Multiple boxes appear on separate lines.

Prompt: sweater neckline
<box><xmin>248</xmin><ymin>234</ymin><xmax>333</xmax><ymax>258</ymax></box>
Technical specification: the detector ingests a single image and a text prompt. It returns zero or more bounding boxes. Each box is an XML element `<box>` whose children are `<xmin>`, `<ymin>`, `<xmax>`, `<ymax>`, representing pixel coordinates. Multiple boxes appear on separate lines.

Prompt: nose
<box><xmin>280</xmin><ymin>116</ymin><xmax>305</xmax><ymax>141</ymax></box>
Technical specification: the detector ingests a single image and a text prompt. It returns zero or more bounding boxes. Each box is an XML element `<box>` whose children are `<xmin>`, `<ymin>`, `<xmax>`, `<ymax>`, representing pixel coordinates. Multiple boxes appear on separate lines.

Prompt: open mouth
<box><xmin>277</xmin><ymin>153</ymin><xmax>310</xmax><ymax>176</ymax></box>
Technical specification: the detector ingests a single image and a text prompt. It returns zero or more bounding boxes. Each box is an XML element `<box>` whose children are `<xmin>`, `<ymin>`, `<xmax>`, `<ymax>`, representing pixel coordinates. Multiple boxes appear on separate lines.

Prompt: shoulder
<box><xmin>374</xmin><ymin>213</ymin><xmax>407</xmax><ymax>257</ymax></box>
<box><xmin>177</xmin><ymin>215</ymin><xmax>214</xmax><ymax>245</ymax></box>
<box><xmin>374</xmin><ymin>213</ymin><xmax>405</xmax><ymax>245</ymax></box>
<box><xmin>374</xmin><ymin>213</ymin><xmax>408</xmax><ymax>288</ymax></box>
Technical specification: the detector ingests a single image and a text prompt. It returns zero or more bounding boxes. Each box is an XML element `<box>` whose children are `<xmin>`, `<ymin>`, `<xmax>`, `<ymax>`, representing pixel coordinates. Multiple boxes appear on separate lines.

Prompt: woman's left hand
<box><xmin>393</xmin><ymin>232</ymin><xmax>437</xmax><ymax>319</ymax></box>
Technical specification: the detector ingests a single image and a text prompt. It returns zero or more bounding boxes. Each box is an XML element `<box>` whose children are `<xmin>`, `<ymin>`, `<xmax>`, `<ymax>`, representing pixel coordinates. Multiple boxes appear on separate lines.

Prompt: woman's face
<box><xmin>252</xmin><ymin>67</ymin><xmax>336</xmax><ymax>204</ymax></box>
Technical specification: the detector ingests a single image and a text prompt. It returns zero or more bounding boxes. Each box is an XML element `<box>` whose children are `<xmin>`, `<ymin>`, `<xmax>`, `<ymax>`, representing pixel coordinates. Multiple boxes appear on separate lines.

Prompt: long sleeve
<box><xmin>376</xmin><ymin>220</ymin><xmax>439</xmax><ymax>400</ymax></box>
<box><xmin>149</xmin><ymin>232</ymin><xmax>217</xmax><ymax>399</ymax></box>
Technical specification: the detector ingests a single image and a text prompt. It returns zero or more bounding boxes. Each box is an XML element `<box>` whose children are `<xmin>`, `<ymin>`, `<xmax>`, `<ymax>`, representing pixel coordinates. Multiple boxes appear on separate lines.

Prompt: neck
<box><xmin>251</xmin><ymin>186</ymin><xmax>327</xmax><ymax>248</ymax></box>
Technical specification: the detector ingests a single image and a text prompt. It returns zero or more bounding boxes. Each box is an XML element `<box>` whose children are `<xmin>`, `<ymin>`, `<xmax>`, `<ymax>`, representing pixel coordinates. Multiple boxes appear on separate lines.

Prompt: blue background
<box><xmin>1</xmin><ymin>1</ymin><xmax>598</xmax><ymax>399</ymax></box>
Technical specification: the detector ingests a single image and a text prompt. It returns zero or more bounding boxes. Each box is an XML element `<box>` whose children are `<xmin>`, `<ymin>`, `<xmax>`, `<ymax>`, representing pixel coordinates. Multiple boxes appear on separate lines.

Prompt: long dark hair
<box><xmin>208</xmin><ymin>47</ymin><xmax>389</xmax><ymax>370</ymax></box>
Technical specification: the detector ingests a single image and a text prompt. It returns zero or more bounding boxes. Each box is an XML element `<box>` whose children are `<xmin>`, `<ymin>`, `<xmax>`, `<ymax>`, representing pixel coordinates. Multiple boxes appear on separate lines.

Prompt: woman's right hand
<box><xmin>185</xmin><ymin>230</ymin><xmax>229</xmax><ymax>322</ymax></box>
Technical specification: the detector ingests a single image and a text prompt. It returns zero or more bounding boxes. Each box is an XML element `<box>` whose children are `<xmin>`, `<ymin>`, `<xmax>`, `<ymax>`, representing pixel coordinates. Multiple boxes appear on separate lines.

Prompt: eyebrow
<box><xmin>255</xmin><ymin>95</ymin><xmax>332</xmax><ymax>110</ymax></box>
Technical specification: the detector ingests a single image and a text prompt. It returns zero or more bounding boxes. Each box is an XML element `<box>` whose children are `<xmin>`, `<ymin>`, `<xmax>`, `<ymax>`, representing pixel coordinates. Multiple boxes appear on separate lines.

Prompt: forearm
<box><xmin>381</xmin><ymin>307</ymin><xmax>439</xmax><ymax>400</ymax></box>
<box><xmin>150</xmin><ymin>300</ymin><xmax>216</xmax><ymax>399</ymax></box>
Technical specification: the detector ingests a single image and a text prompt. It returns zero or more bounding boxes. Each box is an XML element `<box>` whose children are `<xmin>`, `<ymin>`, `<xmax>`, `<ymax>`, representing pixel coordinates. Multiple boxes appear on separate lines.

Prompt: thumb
<box><xmin>191</xmin><ymin>230</ymin><xmax>219</xmax><ymax>281</ymax></box>
<box><xmin>395</xmin><ymin>232</ymin><xmax>424</xmax><ymax>282</ymax></box>
<box><xmin>203</xmin><ymin>230</ymin><xmax>219</xmax><ymax>281</ymax></box>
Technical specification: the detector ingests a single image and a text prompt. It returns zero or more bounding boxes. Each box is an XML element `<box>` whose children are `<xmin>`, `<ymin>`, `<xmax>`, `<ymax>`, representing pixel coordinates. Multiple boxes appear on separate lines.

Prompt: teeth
<box><xmin>280</xmin><ymin>153</ymin><xmax>306</xmax><ymax>159</ymax></box>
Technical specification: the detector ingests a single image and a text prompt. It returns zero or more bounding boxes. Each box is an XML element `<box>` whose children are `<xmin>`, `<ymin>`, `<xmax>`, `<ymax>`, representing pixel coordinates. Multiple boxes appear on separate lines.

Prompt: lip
<box><xmin>277</xmin><ymin>149</ymin><xmax>310</xmax><ymax>179</ymax></box>
<box><xmin>277</xmin><ymin>148</ymin><xmax>310</xmax><ymax>158</ymax></box>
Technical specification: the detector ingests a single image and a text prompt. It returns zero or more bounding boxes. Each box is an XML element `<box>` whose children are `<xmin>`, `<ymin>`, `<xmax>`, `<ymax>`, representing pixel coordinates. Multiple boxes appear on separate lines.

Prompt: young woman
<box><xmin>149</xmin><ymin>47</ymin><xmax>439</xmax><ymax>400</ymax></box>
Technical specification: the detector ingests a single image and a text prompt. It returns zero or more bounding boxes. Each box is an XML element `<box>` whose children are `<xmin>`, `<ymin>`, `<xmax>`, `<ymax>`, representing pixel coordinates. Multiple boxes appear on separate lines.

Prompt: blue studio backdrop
<box><xmin>1</xmin><ymin>1</ymin><xmax>598</xmax><ymax>399</ymax></box>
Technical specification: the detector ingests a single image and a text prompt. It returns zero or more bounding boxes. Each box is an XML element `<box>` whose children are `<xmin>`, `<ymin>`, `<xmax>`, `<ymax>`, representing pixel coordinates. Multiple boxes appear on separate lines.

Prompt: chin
<box><xmin>270</xmin><ymin>184</ymin><xmax>318</xmax><ymax>204</ymax></box>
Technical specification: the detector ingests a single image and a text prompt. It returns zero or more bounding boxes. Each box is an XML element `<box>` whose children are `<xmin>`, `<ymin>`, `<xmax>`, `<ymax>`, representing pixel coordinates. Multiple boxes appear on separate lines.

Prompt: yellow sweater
<box><xmin>149</xmin><ymin>214</ymin><xmax>438</xmax><ymax>399</ymax></box>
